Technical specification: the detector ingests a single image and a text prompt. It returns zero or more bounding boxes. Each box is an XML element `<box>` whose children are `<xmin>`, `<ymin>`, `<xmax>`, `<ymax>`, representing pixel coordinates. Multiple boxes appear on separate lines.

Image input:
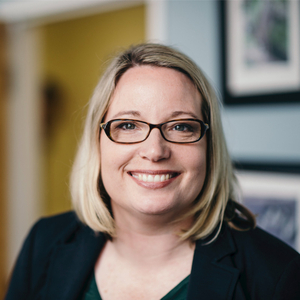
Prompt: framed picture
<box><xmin>220</xmin><ymin>0</ymin><xmax>300</xmax><ymax>105</ymax></box>
<box><xmin>236</xmin><ymin>171</ymin><xmax>300</xmax><ymax>251</ymax></box>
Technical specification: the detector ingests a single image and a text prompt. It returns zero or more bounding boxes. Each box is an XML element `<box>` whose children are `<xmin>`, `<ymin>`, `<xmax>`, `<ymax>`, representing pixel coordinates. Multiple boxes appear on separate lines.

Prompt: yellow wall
<box><xmin>41</xmin><ymin>5</ymin><xmax>145</xmax><ymax>216</ymax></box>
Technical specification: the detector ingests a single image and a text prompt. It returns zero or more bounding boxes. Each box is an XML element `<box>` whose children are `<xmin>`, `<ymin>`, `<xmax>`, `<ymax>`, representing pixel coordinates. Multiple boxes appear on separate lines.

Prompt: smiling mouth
<box><xmin>129</xmin><ymin>172</ymin><xmax>179</xmax><ymax>183</ymax></box>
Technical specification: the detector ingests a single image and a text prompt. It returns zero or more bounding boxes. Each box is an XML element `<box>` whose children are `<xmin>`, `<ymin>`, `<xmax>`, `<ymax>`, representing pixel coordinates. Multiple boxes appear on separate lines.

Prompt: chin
<box><xmin>132</xmin><ymin>197</ymin><xmax>184</xmax><ymax>217</ymax></box>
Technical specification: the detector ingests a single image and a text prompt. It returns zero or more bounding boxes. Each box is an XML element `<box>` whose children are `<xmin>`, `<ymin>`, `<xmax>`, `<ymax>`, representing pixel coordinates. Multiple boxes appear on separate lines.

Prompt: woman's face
<box><xmin>100</xmin><ymin>66</ymin><xmax>207</xmax><ymax>223</ymax></box>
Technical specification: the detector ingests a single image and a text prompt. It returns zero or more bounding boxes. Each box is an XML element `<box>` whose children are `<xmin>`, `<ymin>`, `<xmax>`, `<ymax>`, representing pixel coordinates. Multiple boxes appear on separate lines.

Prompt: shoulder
<box><xmin>30</xmin><ymin>211</ymin><xmax>81</xmax><ymax>236</ymax></box>
<box><xmin>5</xmin><ymin>212</ymin><xmax>79</xmax><ymax>299</ymax></box>
<box><xmin>26</xmin><ymin>211</ymin><xmax>82</xmax><ymax>250</ymax></box>
<box><xmin>15</xmin><ymin>211</ymin><xmax>85</xmax><ymax>269</ymax></box>
<box><xmin>228</xmin><ymin>225</ymin><xmax>299</xmax><ymax>264</ymax></box>
<box><xmin>5</xmin><ymin>212</ymin><xmax>105</xmax><ymax>300</ymax></box>
<box><xmin>227</xmin><ymin>225</ymin><xmax>300</xmax><ymax>299</ymax></box>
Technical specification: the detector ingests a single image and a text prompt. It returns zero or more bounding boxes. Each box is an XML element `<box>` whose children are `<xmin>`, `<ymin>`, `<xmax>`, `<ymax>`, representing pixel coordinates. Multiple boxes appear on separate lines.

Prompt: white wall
<box><xmin>166</xmin><ymin>0</ymin><xmax>300</xmax><ymax>164</ymax></box>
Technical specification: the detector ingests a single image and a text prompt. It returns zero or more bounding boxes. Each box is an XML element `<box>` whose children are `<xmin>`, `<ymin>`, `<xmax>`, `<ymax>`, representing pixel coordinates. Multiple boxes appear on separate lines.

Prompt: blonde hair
<box><xmin>70</xmin><ymin>43</ymin><xmax>255</xmax><ymax>240</ymax></box>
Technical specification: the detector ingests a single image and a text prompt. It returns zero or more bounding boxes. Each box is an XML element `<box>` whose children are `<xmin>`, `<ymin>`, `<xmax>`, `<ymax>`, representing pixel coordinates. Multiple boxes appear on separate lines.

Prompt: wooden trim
<box><xmin>6</xmin><ymin>24</ymin><xmax>43</xmax><ymax>279</ymax></box>
<box><xmin>0</xmin><ymin>21</ymin><xmax>8</xmax><ymax>299</ymax></box>
<box><xmin>145</xmin><ymin>0</ymin><xmax>168</xmax><ymax>43</ymax></box>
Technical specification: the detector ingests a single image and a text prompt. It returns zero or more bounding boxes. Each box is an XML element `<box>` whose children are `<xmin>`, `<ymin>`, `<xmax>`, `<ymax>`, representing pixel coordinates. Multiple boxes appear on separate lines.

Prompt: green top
<box><xmin>83</xmin><ymin>273</ymin><xmax>190</xmax><ymax>300</ymax></box>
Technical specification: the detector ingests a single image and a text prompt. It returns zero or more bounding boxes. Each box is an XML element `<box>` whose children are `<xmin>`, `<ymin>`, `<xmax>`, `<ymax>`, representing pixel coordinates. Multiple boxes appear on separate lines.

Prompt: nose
<box><xmin>138</xmin><ymin>128</ymin><xmax>171</xmax><ymax>162</ymax></box>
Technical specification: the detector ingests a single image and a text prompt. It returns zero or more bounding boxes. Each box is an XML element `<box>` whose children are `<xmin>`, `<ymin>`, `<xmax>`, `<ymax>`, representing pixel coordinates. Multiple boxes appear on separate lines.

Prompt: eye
<box><xmin>118</xmin><ymin>122</ymin><xmax>137</xmax><ymax>130</ymax></box>
<box><xmin>173</xmin><ymin>123</ymin><xmax>194</xmax><ymax>132</ymax></box>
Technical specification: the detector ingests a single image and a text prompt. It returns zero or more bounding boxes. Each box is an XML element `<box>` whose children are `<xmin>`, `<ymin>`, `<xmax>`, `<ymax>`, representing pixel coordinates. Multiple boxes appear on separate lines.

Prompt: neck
<box><xmin>109</xmin><ymin>211</ymin><xmax>194</xmax><ymax>266</ymax></box>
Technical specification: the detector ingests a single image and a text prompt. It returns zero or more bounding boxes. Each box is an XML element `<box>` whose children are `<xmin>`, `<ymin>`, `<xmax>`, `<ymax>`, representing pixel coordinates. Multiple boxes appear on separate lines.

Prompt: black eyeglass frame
<box><xmin>99</xmin><ymin>118</ymin><xmax>209</xmax><ymax>144</ymax></box>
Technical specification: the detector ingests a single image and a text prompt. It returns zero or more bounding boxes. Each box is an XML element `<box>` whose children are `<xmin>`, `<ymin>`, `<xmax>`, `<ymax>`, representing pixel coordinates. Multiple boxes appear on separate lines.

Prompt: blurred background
<box><xmin>0</xmin><ymin>0</ymin><xmax>300</xmax><ymax>297</ymax></box>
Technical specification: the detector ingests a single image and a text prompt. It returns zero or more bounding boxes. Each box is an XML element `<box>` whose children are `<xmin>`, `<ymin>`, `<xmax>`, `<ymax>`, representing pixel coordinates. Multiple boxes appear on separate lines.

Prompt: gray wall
<box><xmin>167</xmin><ymin>0</ymin><xmax>300</xmax><ymax>164</ymax></box>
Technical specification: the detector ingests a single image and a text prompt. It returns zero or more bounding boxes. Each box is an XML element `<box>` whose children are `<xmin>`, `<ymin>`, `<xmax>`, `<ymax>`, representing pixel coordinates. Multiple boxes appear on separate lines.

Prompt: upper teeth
<box><xmin>132</xmin><ymin>174</ymin><xmax>171</xmax><ymax>182</ymax></box>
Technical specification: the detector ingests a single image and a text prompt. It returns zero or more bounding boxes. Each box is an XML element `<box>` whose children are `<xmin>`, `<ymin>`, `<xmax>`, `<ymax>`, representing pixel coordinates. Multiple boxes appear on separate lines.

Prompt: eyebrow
<box><xmin>111</xmin><ymin>110</ymin><xmax>141</xmax><ymax>119</ymax></box>
<box><xmin>111</xmin><ymin>110</ymin><xmax>199</xmax><ymax>120</ymax></box>
<box><xmin>170</xmin><ymin>111</ymin><xmax>199</xmax><ymax>119</ymax></box>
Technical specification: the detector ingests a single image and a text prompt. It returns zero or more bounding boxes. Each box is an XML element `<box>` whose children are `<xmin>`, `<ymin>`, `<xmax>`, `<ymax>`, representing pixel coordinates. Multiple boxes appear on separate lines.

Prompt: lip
<box><xmin>128</xmin><ymin>170</ymin><xmax>180</xmax><ymax>189</ymax></box>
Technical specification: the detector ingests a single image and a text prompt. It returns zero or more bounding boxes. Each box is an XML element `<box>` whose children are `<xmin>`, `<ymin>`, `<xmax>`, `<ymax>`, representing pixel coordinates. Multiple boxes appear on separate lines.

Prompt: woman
<box><xmin>6</xmin><ymin>44</ymin><xmax>300</xmax><ymax>300</ymax></box>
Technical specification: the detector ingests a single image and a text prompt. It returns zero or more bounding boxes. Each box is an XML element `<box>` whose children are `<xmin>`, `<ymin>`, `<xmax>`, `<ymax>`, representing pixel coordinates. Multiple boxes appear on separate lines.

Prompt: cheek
<box><xmin>182</xmin><ymin>146</ymin><xmax>206</xmax><ymax>174</ymax></box>
<box><xmin>190</xmin><ymin>154</ymin><xmax>206</xmax><ymax>185</ymax></box>
<box><xmin>180</xmin><ymin>145</ymin><xmax>207</xmax><ymax>194</ymax></box>
<box><xmin>100</xmin><ymin>138</ymin><xmax>122</xmax><ymax>203</ymax></box>
<box><xmin>190</xmin><ymin>154</ymin><xmax>207</xmax><ymax>202</ymax></box>
<box><xmin>99</xmin><ymin>135</ymin><xmax>134</xmax><ymax>183</ymax></box>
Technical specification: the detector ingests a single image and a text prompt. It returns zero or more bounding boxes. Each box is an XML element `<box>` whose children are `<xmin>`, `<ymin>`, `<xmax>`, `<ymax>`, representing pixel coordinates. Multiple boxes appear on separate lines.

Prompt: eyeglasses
<box><xmin>100</xmin><ymin>119</ymin><xmax>209</xmax><ymax>144</ymax></box>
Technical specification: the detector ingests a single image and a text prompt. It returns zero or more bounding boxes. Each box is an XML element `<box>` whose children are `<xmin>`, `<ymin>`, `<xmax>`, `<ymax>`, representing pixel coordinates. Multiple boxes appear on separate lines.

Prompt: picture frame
<box><xmin>220</xmin><ymin>0</ymin><xmax>300</xmax><ymax>105</ymax></box>
<box><xmin>236</xmin><ymin>171</ymin><xmax>300</xmax><ymax>252</ymax></box>
<box><xmin>233</xmin><ymin>161</ymin><xmax>300</xmax><ymax>175</ymax></box>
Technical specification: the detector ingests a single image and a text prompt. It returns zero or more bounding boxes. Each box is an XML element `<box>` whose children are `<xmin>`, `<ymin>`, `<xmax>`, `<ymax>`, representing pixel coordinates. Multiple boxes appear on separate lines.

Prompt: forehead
<box><xmin>106</xmin><ymin>65</ymin><xmax>202</xmax><ymax>121</ymax></box>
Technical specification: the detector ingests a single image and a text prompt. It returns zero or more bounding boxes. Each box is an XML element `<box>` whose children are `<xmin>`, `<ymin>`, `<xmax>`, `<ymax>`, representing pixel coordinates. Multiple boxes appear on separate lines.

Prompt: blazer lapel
<box><xmin>187</xmin><ymin>225</ymin><xmax>240</xmax><ymax>300</ymax></box>
<box><xmin>43</xmin><ymin>225</ymin><xmax>105</xmax><ymax>300</ymax></box>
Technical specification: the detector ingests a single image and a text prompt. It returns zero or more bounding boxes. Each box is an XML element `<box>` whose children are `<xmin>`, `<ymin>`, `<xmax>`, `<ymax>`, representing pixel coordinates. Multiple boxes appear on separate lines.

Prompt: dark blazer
<box><xmin>5</xmin><ymin>211</ymin><xmax>300</xmax><ymax>300</ymax></box>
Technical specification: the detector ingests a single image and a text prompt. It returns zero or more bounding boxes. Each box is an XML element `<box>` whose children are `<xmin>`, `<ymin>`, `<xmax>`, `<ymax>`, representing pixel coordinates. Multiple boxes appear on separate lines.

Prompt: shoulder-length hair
<box><xmin>70</xmin><ymin>43</ymin><xmax>255</xmax><ymax>240</ymax></box>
